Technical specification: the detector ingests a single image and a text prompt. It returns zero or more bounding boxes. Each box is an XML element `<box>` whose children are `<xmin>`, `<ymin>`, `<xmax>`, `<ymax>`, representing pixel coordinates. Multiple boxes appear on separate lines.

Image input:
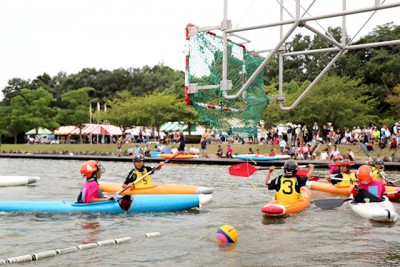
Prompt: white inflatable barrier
<box><xmin>0</xmin><ymin>237</ymin><xmax>132</xmax><ymax>264</ymax></box>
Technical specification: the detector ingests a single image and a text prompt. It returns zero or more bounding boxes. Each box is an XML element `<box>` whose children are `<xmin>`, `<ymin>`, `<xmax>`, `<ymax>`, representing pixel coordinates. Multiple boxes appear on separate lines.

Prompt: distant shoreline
<box><xmin>1</xmin><ymin>151</ymin><xmax>399</xmax><ymax>171</ymax></box>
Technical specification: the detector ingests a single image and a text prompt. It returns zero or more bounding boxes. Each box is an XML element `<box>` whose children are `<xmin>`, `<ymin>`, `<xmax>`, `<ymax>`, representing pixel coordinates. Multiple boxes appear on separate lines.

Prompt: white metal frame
<box><xmin>187</xmin><ymin>0</ymin><xmax>400</xmax><ymax>111</ymax></box>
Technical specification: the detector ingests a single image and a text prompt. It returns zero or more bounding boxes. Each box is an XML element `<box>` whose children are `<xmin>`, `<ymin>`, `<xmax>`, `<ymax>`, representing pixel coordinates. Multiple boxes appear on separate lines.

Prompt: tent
<box><xmin>159</xmin><ymin>122</ymin><xmax>206</xmax><ymax>136</ymax></box>
<box><xmin>159</xmin><ymin>121</ymin><xmax>188</xmax><ymax>132</ymax></box>
<box><xmin>25</xmin><ymin>127</ymin><xmax>52</xmax><ymax>135</ymax></box>
<box><xmin>70</xmin><ymin>124</ymin><xmax>122</xmax><ymax>136</ymax></box>
<box><xmin>54</xmin><ymin>126</ymin><xmax>79</xmax><ymax>135</ymax></box>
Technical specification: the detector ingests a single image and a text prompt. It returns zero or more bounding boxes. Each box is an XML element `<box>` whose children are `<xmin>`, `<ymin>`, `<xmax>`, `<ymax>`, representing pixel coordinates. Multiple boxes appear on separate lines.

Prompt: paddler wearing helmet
<box><xmin>265</xmin><ymin>160</ymin><xmax>314</xmax><ymax>202</ymax></box>
<box><xmin>369</xmin><ymin>158</ymin><xmax>387</xmax><ymax>183</ymax></box>
<box><xmin>122</xmin><ymin>153</ymin><xmax>165</xmax><ymax>190</ymax></box>
<box><xmin>325</xmin><ymin>155</ymin><xmax>343</xmax><ymax>182</ymax></box>
<box><xmin>351</xmin><ymin>165</ymin><xmax>385</xmax><ymax>203</ymax></box>
<box><xmin>328</xmin><ymin>159</ymin><xmax>357</xmax><ymax>186</ymax></box>
<box><xmin>77</xmin><ymin>160</ymin><xmax>114</xmax><ymax>203</ymax></box>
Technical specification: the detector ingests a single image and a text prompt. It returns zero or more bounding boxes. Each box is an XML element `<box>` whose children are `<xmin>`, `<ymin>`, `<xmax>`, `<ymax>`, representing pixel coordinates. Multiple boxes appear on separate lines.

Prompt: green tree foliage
<box><xmin>0</xmin><ymin>88</ymin><xmax>58</xmax><ymax>143</ymax></box>
<box><xmin>264</xmin><ymin>75</ymin><xmax>378</xmax><ymax>129</ymax></box>
<box><xmin>386</xmin><ymin>84</ymin><xmax>400</xmax><ymax>116</ymax></box>
<box><xmin>106</xmin><ymin>90</ymin><xmax>137</xmax><ymax>131</ymax></box>
<box><xmin>56</xmin><ymin>87</ymin><xmax>94</xmax><ymax>143</ymax></box>
<box><xmin>129</xmin><ymin>92</ymin><xmax>197</xmax><ymax>134</ymax></box>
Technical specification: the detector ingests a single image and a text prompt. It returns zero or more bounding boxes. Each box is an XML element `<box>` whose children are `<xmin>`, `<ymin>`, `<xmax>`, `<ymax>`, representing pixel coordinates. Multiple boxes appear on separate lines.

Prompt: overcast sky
<box><xmin>1</xmin><ymin>0</ymin><xmax>399</xmax><ymax>100</ymax></box>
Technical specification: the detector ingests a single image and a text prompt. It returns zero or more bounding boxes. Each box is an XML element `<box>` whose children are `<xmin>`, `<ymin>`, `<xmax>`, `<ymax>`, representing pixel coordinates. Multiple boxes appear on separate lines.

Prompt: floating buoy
<box><xmin>0</xmin><ymin>237</ymin><xmax>132</xmax><ymax>264</ymax></box>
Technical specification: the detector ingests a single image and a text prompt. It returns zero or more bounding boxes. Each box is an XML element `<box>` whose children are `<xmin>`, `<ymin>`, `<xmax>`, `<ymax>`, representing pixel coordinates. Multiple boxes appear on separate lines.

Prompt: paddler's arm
<box><xmin>306</xmin><ymin>164</ymin><xmax>314</xmax><ymax>180</ymax></box>
<box><xmin>154</xmin><ymin>161</ymin><xmax>165</xmax><ymax>171</ymax></box>
<box><xmin>91</xmin><ymin>195</ymin><xmax>114</xmax><ymax>202</ymax></box>
<box><xmin>265</xmin><ymin>166</ymin><xmax>275</xmax><ymax>186</ymax></box>
<box><xmin>122</xmin><ymin>170</ymin><xmax>136</xmax><ymax>189</ymax></box>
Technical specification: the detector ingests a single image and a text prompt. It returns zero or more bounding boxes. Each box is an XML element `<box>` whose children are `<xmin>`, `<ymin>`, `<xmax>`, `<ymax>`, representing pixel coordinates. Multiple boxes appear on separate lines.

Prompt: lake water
<box><xmin>0</xmin><ymin>158</ymin><xmax>399</xmax><ymax>266</ymax></box>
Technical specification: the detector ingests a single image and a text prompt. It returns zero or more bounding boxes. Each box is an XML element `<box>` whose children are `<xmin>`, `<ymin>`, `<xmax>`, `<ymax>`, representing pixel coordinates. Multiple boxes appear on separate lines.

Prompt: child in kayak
<box><xmin>265</xmin><ymin>159</ymin><xmax>314</xmax><ymax>202</ymax></box>
<box><xmin>78</xmin><ymin>160</ymin><xmax>114</xmax><ymax>203</ymax></box>
<box><xmin>122</xmin><ymin>154</ymin><xmax>164</xmax><ymax>189</ymax></box>
<box><xmin>351</xmin><ymin>165</ymin><xmax>385</xmax><ymax>203</ymax></box>
<box><xmin>325</xmin><ymin>155</ymin><xmax>342</xmax><ymax>181</ymax></box>
<box><xmin>326</xmin><ymin>159</ymin><xmax>357</xmax><ymax>186</ymax></box>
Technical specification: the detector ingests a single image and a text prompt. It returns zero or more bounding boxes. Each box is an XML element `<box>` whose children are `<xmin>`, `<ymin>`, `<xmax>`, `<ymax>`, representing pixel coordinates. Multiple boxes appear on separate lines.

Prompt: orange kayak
<box><xmin>261</xmin><ymin>187</ymin><xmax>311</xmax><ymax>216</ymax></box>
<box><xmin>159</xmin><ymin>154</ymin><xmax>198</xmax><ymax>159</ymax></box>
<box><xmin>307</xmin><ymin>181</ymin><xmax>400</xmax><ymax>201</ymax></box>
<box><xmin>99</xmin><ymin>182</ymin><xmax>213</xmax><ymax>195</ymax></box>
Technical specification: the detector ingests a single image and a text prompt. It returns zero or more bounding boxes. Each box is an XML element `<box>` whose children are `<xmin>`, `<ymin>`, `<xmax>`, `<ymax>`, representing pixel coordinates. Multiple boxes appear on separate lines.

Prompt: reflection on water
<box><xmin>0</xmin><ymin>158</ymin><xmax>399</xmax><ymax>266</ymax></box>
<box><xmin>81</xmin><ymin>221</ymin><xmax>101</xmax><ymax>244</ymax></box>
<box><xmin>261</xmin><ymin>215</ymin><xmax>286</xmax><ymax>225</ymax></box>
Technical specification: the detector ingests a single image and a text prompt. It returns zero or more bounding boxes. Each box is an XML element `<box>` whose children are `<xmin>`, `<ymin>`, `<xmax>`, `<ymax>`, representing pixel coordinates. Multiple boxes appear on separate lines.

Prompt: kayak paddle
<box><xmin>314</xmin><ymin>191</ymin><xmax>400</xmax><ymax>209</ymax></box>
<box><xmin>116</xmin><ymin>195</ymin><xmax>132</xmax><ymax>211</ymax></box>
<box><xmin>228</xmin><ymin>163</ymin><xmax>308</xmax><ymax>177</ymax></box>
<box><xmin>313</xmin><ymin>198</ymin><xmax>352</xmax><ymax>209</ymax></box>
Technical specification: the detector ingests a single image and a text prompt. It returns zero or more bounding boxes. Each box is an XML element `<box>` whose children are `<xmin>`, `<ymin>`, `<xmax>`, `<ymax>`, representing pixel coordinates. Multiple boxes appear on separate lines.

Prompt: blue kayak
<box><xmin>233</xmin><ymin>154</ymin><xmax>290</xmax><ymax>161</ymax></box>
<box><xmin>0</xmin><ymin>194</ymin><xmax>212</xmax><ymax>214</ymax></box>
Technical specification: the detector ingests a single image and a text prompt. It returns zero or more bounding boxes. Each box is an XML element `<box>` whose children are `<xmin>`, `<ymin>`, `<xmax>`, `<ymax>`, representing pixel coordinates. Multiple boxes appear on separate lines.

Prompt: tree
<box><xmin>386</xmin><ymin>84</ymin><xmax>400</xmax><ymax>116</ymax></box>
<box><xmin>0</xmin><ymin>88</ymin><xmax>58</xmax><ymax>143</ymax></box>
<box><xmin>263</xmin><ymin>75</ymin><xmax>378</xmax><ymax>129</ymax></box>
<box><xmin>56</xmin><ymin>87</ymin><xmax>95</xmax><ymax>143</ymax></box>
<box><xmin>105</xmin><ymin>90</ymin><xmax>137</xmax><ymax>131</ymax></box>
<box><xmin>22</xmin><ymin>87</ymin><xmax>59</xmax><ymax>131</ymax></box>
<box><xmin>129</xmin><ymin>93</ymin><xmax>196</xmax><ymax>136</ymax></box>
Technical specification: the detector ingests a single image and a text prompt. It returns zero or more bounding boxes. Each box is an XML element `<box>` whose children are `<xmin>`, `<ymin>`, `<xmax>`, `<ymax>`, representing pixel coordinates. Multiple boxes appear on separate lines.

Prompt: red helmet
<box><xmin>80</xmin><ymin>160</ymin><xmax>104</xmax><ymax>179</ymax></box>
<box><xmin>357</xmin><ymin>165</ymin><xmax>373</xmax><ymax>184</ymax></box>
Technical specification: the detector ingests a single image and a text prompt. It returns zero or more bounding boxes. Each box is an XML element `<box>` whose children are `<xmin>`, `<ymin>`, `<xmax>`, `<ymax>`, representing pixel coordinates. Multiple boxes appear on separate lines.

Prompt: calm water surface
<box><xmin>0</xmin><ymin>158</ymin><xmax>399</xmax><ymax>267</ymax></box>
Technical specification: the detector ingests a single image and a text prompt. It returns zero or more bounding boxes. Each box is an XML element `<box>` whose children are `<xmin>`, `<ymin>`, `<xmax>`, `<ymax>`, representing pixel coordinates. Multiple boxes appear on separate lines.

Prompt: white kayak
<box><xmin>0</xmin><ymin>176</ymin><xmax>40</xmax><ymax>187</ymax></box>
<box><xmin>349</xmin><ymin>196</ymin><xmax>399</xmax><ymax>223</ymax></box>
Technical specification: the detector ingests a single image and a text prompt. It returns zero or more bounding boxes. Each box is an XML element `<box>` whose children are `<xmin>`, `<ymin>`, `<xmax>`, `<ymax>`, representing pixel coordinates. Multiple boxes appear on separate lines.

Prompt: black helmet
<box><xmin>133</xmin><ymin>154</ymin><xmax>144</xmax><ymax>162</ymax></box>
<box><xmin>283</xmin><ymin>159</ymin><xmax>298</xmax><ymax>176</ymax></box>
<box><xmin>375</xmin><ymin>158</ymin><xmax>384</xmax><ymax>165</ymax></box>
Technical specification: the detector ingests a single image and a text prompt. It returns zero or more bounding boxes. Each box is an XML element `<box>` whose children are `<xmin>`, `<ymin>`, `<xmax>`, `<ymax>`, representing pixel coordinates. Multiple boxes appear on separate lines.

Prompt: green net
<box><xmin>185</xmin><ymin>28</ymin><xmax>270</xmax><ymax>137</ymax></box>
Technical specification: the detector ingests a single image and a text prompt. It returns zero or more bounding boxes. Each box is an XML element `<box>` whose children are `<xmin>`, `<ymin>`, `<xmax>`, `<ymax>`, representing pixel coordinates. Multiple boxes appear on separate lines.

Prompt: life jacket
<box><xmin>77</xmin><ymin>177</ymin><xmax>102</xmax><ymax>203</ymax></box>
<box><xmin>274</xmin><ymin>176</ymin><xmax>301</xmax><ymax>202</ymax></box>
<box><xmin>336</xmin><ymin>172</ymin><xmax>357</xmax><ymax>187</ymax></box>
<box><xmin>371</xmin><ymin>166</ymin><xmax>387</xmax><ymax>184</ymax></box>
<box><xmin>131</xmin><ymin>168</ymin><xmax>153</xmax><ymax>188</ymax></box>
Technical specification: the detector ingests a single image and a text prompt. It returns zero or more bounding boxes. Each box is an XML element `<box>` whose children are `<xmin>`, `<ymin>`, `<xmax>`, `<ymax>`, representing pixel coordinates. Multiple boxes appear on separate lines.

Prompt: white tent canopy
<box><xmin>25</xmin><ymin>127</ymin><xmax>52</xmax><ymax>135</ymax></box>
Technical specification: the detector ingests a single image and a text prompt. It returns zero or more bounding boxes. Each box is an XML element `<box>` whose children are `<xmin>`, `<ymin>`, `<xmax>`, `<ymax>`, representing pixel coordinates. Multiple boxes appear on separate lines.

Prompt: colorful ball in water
<box><xmin>216</xmin><ymin>225</ymin><xmax>238</xmax><ymax>243</ymax></box>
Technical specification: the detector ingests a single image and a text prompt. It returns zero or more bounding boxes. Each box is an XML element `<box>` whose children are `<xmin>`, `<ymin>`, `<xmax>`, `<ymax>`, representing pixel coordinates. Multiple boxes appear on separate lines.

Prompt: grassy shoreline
<box><xmin>0</xmin><ymin>143</ymin><xmax>398</xmax><ymax>162</ymax></box>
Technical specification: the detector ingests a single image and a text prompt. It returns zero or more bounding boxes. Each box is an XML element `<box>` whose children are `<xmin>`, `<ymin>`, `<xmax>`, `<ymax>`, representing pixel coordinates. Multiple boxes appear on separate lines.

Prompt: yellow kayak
<box><xmin>307</xmin><ymin>181</ymin><xmax>400</xmax><ymax>201</ymax></box>
<box><xmin>99</xmin><ymin>182</ymin><xmax>213</xmax><ymax>195</ymax></box>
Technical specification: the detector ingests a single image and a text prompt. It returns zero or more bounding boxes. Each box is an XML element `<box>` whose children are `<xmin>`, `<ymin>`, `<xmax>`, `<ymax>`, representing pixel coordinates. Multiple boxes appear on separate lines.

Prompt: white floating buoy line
<box><xmin>0</xmin><ymin>237</ymin><xmax>132</xmax><ymax>264</ymax></box>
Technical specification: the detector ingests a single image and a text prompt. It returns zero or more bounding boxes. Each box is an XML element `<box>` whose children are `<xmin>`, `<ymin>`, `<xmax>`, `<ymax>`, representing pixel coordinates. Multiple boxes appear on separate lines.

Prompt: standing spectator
<box><xmin>145</xmin><ymin>128</ymin><xmax>151</xmax><ymax>143</ymax></box>
<box><xmin>322</xmin><ymin>125</ymin><xmax>330</xmax><ymax>144</ymax></box>
<box><xmin>116</xmin><ymin>137</ymin><xmax>123</xmax><ymax>157</ymax></box>
<box><xmin>178</xmin><ymin>131</ymin><xmax>185</xmax><ymax>152</ymax></box>
<box><xmin>312</xmin><ymin>122</ymin><xmax>319</xmax><ymax>141</ymax></box>
<box><xmin>200</xmin><ymin>136</ymin><xmax>208</xmax><ymax>158</ymax></box>
<box><xmin>302</xmin><ymin>124</ymin><xmax>310</xmax><ymax>144</ymax></box>
<box><xmin>279</xmin><ymin>137</ymin><xmax>286</xmax><ymax>153</ymax></box>
<box><xmin>287</xmin><ymin>125</ymin><xmax>293</xmax><ymax>146</ymax></box>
